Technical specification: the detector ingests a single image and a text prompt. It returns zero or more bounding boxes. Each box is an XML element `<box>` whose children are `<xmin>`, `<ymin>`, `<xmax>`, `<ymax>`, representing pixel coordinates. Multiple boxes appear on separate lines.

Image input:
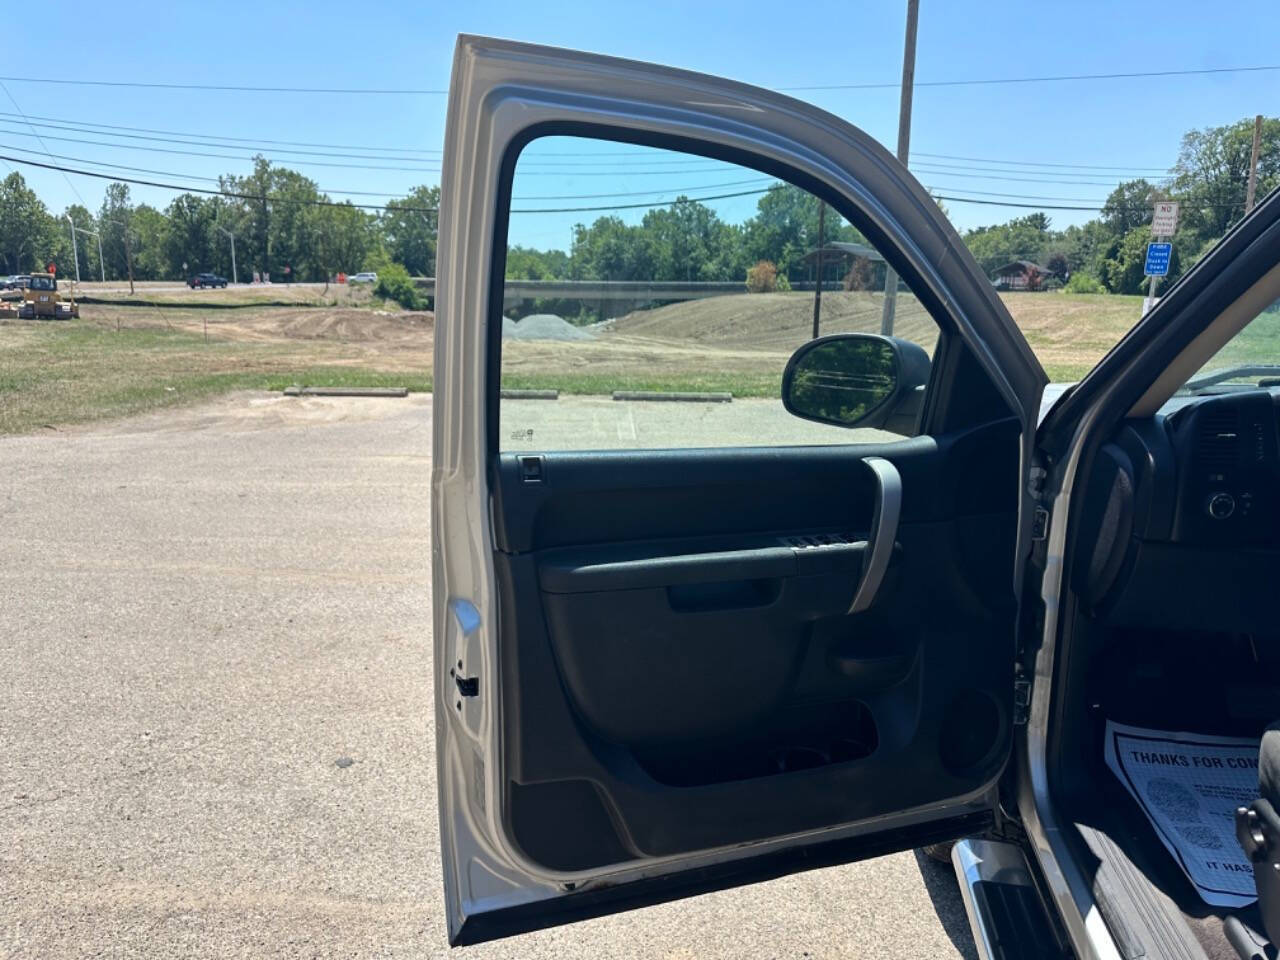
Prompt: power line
<box><xmin>0</xmin><ymin>123</ymin><xmax>1183</xmax><ymax>189</ymax></box>
<box><xmin>0</xmin><ymin>110</ymin><xmax>440</xmax><ymax>156</ymax></box>
<box><xmin>777</xmin><ymin>63</ymin><xmax>1280</xmax><ymax>91</ymax></box>
<box><xmin>1</xmin><ymin>152</ymin><xmax>1246</xmax><ymax>218</ymax></box>
<box><xmin>0</xmin><ymin>76</ymin><xmax>448</xmax><ymax>95</ymax></box>
<box><xmin>4</xmin><ymin>62</ymin><xmax>1278</xmax><ymax>96</ymax></box>
<box><xmin>913</xmin><ymin>150</ymin><xmax>1171</xmax><ymax>173</ymax></box>
<box><xmin>0</xmin><ymin>118</ymin><xmax>748</xmax><ymax>169</ymax></box>
<box><xmin>0</xmin><ymin>115</ymin><xmax>440</xmax><ymax>163</ymax></box>
<box><xmin>0</xmin><ymin>146</ymin><xmax>1118</xmax><ymax>207</ymax></box>
<box><xmin>0</xmin><ymin>81</ymin><xmax>88</xmax><ymax>208</ymax></box>
<box><xmin>0</xmin><ymin>110</ymin><xmax>1184</xmax><ymax>174</ymax></box>
<box><xmin>0</xmin><ymin>142</ymin><xmax>431</xmax><ymax>198</ymax></box>
<box><xmin>921</xmin><ymin>185</ymin><xmax>1113</xmax><ymax>203</ymax></box>
<box><xmin>910</xmin><ymin>158</ymin><xmax>1169</xmax><ymax>181</ymax></box>
<box><xmin>0</xmin><ymin>153</ymin><xmax>438</xmax><ymax>213</ymax></box>
<box><xmin>511</xmin><ymin>188</ymin><xmax>773</xmax><ymax>213</ymax></box>
<box><xmin>0</xmin><ymin>125</ymin><xmax>441</xmax><ymax>172</ymax></box>
<box><xmin>513</xmin><ymin>176</ymin><xmax>778</xmax><ymax>200</ymax></box>
<box><xmin>909</xmin><ymin>165</ymin><xmax>1170</xmax><ymax>187</ymax></box>
<box><xmin>0</xmin><ymin>111</ymin><xmax>1190</xmax><ymax>182</ymax></box>
<box><xmin>0</xmin><ymin>121</ymin><xmax>1170</xmax><ymax>186</ymax></box>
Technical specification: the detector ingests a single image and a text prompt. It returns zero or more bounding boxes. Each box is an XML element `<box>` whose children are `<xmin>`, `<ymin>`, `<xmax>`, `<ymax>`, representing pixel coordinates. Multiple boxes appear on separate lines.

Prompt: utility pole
<box><xmin>66</xmin><ymin>214</ymin><xmax>80</xmax><ymax>285</ymax></box>
<box><xmin>216</xmin><ymin>225</ymin><xmax>238</xmax><ymax>284</ymax></box>
<box><xmin>812</xmin><ymin>200</ymin><xmax>825</xmax><ymax>340</ymax></box>
<box><xmin>82</xmin><ymin>228</ymin><xmax>105</xmax><ymax>284</ymax></box>
<box><xmin>106</xmin><ymin>219</ymin><xmax>136</xmax><ymax>296</ymax></box>
<box><xmin>880</xmin><ymin>0</ymin><xmax>919</xmax><ymax>336</ymax></box>
<box><xmin>121</xmin><ymin>229</ymin><xmax>135</xmax><ymax>295</ymax></box>
<box><xmin>1246</xmin><ymin>114</ymin><xmax>1263</xmax><ymax>214</ymax></box>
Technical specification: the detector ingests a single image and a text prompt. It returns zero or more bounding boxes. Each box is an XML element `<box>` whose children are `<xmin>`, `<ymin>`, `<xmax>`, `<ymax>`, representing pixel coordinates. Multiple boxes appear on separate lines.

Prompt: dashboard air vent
<box><xmin>1197</xmin><ymin>408</ymin><xmax>1240</xmax><ymax>469</ymax></box>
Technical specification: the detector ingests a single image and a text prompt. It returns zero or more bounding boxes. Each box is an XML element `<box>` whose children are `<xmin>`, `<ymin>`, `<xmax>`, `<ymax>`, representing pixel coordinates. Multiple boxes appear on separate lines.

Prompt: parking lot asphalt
<box><xmin>1</xmin><ymin>392</ymin><xmax>976</xmax><ymax>959</ymax></box>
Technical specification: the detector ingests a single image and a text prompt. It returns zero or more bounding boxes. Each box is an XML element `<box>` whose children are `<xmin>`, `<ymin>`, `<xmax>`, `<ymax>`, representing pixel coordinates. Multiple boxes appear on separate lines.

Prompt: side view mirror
<box><xmin>781</xmin><ymin>333</ymin><xmax>931</xmax><ymax>433</ymax></box>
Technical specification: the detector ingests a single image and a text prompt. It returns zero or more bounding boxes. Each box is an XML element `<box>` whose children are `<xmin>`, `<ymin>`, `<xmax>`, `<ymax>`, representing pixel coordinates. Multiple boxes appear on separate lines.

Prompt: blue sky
<box><xmin>4</xmin><ymin>0</ymin><xmax>1278</xmax><ymax>251</ymax></box>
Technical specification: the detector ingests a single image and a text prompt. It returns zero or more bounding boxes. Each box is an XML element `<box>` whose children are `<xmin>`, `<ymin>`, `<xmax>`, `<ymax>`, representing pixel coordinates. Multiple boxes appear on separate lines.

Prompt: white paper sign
<box><xmin>1104</xmin><ymin>721</ymin><xmax>1260</xmax><ymax>907</ymax></box>
<box><xmin>1152</xmin><ymin>201</ymin><xmax>1180</xmax><ymax>237</ymax></box>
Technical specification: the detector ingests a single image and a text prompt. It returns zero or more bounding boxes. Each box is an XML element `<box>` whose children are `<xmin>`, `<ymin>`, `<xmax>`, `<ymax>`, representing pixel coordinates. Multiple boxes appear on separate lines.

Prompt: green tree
<box><xmin>218</xmin><ymin>156</ymin><xmax>325</xmax><ymax>279</ymax></box>
<box><xmin>1173</xmin><ymin>116</ymin><xmax>1280</xmax><ymax>245</ymax></box>
<box><xmin>1058</xmin><ymin>220</ymin><xmax>1115</xmax><ymax>280</ymax></box>
<box><xmin>1100</xmin><ymin>179</ymin><xmax>1165</xmax><ymax>235</ymax></box>
<box><xmin>505</xmin><ymin>245</ymin><xmax>570</xmax><ymax>280</ymax></box>
<box><xmin>310</xmin><ymin>201</ymin><xmax>375</xmax><ymax>282</ymax></box>
<box><xmin>220</xmin><ymin>156</ymin><xmax>273</xmax><ymax>277</ymax></box>
<box><xmin>741</xmin><ymin>184</ymin><xmax>850</xmax><ymax>277</ymax></box>
<box><xmin>164</xmin><ymin>194</ymin><xmax>216</xmax><ymax>278</ymax></box>
<box><xmin>1098</xmin><ymin>225</ymin><xmax>1183</xmax><ymax>295</ymax></box>
<box><xmin>569</xmin><ymin>215</ymin><xmax>651</xmax><ymax>281</ymax></box>
<box><xmin>639</xmin><ymin>198</ymin><xmax>739</xmax><ymax>281</ymax></box>
<box><xmin>382</xmin><ymin>185</ymin><xmax>439</xmax><ymax>276</ymax></box>
<box><xmin>97</xmin><ymin>182</ymin><xmax>136</xmax><ymax>281</ymax></box>
<box><xmin>130</xmin><ymin>205</ymin><xmax>169</xmax><ymax>280</ymax></box>
<box><xmin>0</xmin><ymin>172</ymin><xmax>56</xmax><ymax>274</ymax></box>
<box><xmin>963</xmin><ymin>214</ymin><xmax>1053</xmax><ymax>274</ymax></box>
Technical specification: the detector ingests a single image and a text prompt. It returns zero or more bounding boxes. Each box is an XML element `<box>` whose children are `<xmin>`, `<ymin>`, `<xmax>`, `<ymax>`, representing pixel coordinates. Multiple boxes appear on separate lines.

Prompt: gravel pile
<box><xmin>502</xmin><ymin>313</ymin><xmax>595</xmax><ymax>342</ymax></box>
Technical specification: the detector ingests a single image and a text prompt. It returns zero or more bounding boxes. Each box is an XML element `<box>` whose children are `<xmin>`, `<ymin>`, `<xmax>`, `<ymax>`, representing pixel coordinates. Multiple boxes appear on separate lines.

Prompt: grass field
<box><xmin>0</xmin><ymin>287</ymin><xmax>1171</xmax><ymax>434</ymax></box>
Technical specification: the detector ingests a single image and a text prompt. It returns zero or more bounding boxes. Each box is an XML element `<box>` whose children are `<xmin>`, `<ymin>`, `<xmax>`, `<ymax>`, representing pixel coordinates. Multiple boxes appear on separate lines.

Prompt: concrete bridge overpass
<box><xmin>412</xmin><ymin>277</ymin><xmax>846</xmax><ymax>310</ymax></box>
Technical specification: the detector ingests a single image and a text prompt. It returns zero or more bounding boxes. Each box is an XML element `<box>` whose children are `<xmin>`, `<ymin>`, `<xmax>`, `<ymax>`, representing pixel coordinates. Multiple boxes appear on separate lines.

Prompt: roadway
<box><xmin>1</xmin><ymin>393</ymin><xmax>977</xmax><ymax>959</ymax></box>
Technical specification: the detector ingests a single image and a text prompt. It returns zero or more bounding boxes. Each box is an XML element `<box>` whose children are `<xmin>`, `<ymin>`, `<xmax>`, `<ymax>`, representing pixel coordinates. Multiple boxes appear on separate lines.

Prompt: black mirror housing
<box><xmin>781</xmin><ymin>333</ymin><xmax>931</xmax><ymax>432</ymax></box>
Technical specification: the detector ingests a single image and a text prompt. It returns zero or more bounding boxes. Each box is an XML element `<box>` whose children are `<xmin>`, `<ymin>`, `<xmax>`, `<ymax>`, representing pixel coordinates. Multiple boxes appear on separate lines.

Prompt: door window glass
<box><xmin>498</xmin><ymin>136</ymin><xmax>941</xmax><ymax>451</ymax></box>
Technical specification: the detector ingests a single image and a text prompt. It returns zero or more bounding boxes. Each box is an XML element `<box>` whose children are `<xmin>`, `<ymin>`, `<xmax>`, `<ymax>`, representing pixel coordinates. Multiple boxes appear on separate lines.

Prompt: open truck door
<box><xmin>432</xmin><ymin>35</ymin><xmax>1047</xmax><ymax>945</ymax></box>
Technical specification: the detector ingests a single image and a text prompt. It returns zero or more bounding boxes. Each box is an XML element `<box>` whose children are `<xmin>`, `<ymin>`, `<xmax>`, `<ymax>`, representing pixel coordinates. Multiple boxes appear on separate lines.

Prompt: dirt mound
<box><xmin>215</xmin><ymin>308</ymin><xmax>434</xmax><ymax>345</ymax></box>
<box><xmin>503</xmin><ymin>313</ymin><xmax>595</xmax><ymax>342</ymax></box>
<box><xmin>610</xmin><ymin>292</ymin><xmax>937</xmax><ymax>353</ymax></box>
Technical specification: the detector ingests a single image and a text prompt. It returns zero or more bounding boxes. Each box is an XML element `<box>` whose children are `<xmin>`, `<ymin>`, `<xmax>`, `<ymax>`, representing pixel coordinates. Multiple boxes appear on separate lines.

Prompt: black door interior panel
<box><xmin>493</xmin><ymin>418</ymin><xmax>1021</xmax><ymax>870</ymax></box>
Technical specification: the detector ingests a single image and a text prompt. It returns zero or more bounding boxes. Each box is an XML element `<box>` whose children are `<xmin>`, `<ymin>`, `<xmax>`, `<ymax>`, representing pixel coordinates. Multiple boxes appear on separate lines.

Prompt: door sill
<box><xmin>952</xmin><ymin>838</ymin><xmax>1061</xmax><ymax>959</ymax></box>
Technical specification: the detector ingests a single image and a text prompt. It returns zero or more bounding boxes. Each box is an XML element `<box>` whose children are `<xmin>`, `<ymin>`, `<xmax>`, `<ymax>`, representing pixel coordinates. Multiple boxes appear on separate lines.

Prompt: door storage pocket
<box><xmin>632</xmin><ymin>699</ymin><xmax>878</xmax><ymax>787</ymax></box>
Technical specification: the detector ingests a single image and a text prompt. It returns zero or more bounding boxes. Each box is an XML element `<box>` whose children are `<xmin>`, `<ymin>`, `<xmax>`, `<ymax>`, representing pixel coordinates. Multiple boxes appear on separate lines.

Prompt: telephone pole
<box><xmin>1245</xmin><ymin>114</ymin><xmax>1263</xmax><ymax>214</ymax></box>
<box><xmin>216</xmin><ymin>225</ymin><xmax>238</xmax><ymax>285</ymax></box>
<box><xmin>106</xmin><ymin>219</ymin><xmax>136</xmax><ymax>295</ymax></box>
<box><xmin>66</xmin><ymin>214</ymin><xmax>80</xmax><ymax>285</ymax></box>
<box><xmin>812</xmin><ymin>201</ymin><xmax>825</xmax><ymax>340</ymax></box>
<box><xmin>880</xmin><ymin>0</ymin><xmax>919</xmax><ymax>335</ymax></box>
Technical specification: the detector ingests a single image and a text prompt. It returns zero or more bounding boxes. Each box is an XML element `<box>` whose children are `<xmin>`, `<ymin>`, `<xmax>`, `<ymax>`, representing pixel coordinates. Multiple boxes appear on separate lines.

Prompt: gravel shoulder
<box><xmin>1</xmin><ymin>393</ymin><xmax>975</xmax><ymax>959</ymax></box>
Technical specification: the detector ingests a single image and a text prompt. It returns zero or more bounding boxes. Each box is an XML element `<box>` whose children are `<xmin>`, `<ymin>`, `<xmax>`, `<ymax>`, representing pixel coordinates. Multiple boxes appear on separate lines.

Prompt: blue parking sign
<box><xmin>1145</xmin><ymin>242</ymin><xmax>1172</xmax><ymax>277</ymax></box>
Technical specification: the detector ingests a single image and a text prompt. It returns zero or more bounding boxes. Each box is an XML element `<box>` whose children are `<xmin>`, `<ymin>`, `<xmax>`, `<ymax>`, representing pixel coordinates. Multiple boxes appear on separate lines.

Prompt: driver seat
<box><xmin>1232</xmin><ymin>723</ymin><xmax>1280</xmax><ymax>958</ymax></box>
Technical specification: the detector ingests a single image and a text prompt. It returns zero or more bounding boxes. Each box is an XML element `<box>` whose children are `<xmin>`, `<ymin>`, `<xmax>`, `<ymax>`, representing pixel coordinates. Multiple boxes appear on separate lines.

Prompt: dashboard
<box><xmin>1074</xmin><ymin>388</ymin><xmax>1280</xmax><ymax>635</ymax></box>
<box><xmin>1165</xmin><ymin>390</ymin><xmax>1280</xmax><ymax>544</ymax></box>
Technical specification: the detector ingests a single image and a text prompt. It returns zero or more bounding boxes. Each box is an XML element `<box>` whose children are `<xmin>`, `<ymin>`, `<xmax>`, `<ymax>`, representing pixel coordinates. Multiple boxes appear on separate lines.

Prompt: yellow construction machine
<box><xmin>18</xmin><ymin>273</ymin><xmax>78</xmax><ymax>320</ymax></box>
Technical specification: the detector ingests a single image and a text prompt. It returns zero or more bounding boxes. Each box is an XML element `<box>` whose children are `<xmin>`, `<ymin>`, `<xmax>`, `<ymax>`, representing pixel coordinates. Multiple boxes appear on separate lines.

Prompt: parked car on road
<box><xmin>4</xmin><ymin>274</ymin><xmax>32</xmax><ymax>290</ymax></box>
<box><xmin>349</xmin><ymin>272</ymin><xmax>378</xmax><ymax>284</ymax></box>
<box><xmin>187</xmin><ymin>272</ymin><xmax>228</xmax><ymax>289</ymax></box>
<box><xmin>432</xmin><ymin>36</ymin><xmax>1280</xmax><ymax>960</ymax></box>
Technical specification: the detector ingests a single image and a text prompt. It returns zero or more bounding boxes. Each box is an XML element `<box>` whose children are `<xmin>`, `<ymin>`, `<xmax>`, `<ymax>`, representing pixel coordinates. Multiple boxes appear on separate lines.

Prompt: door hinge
<box><xmin>1031</xmin><ymin>506</ymin><xmax>1050</xmax><ymax>541</ymax></box>
<box><xmin>1013</xmin><ymin>677</ymin><xmax>1032</xmax><ymax>726</ymax></box>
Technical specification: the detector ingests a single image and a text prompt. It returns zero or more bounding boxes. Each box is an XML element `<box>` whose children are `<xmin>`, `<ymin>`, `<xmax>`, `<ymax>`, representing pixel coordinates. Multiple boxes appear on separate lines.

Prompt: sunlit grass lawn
<box><xmin>6</xmin><ymin>292</ymin><xmax>1266</xmax><ymax>435</ymax></box>
<box><xmin>0</xmin><ymin>321</ymin><xmax>430</xmax><ymax>434</ymax></box>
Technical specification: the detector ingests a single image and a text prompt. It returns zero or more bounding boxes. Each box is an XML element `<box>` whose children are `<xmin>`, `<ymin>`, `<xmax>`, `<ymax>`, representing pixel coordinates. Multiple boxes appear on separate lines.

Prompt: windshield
<box><xmin>29</xmin><ymin>275</ymin><xmax>55</xmax><ymax>291</ymax></box>
<box><xmin>1177</xmin><ymin>295</ymin><xmax>1280</xmax><ymax>394</ymax></box>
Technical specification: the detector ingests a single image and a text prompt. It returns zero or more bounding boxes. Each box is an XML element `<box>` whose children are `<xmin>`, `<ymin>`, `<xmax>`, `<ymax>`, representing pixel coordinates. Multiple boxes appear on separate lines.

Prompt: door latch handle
<box><xmin>849</xmin><ymin>457</ymin><xmax>902</xmax><ymax>614</ymax></box>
